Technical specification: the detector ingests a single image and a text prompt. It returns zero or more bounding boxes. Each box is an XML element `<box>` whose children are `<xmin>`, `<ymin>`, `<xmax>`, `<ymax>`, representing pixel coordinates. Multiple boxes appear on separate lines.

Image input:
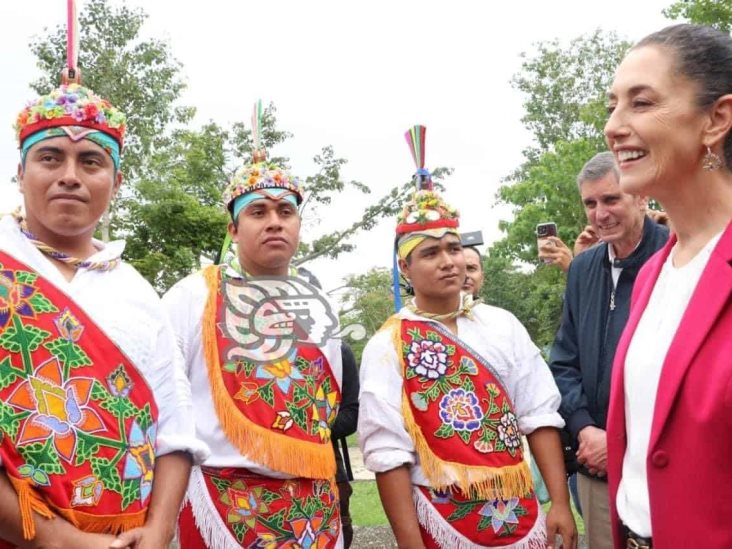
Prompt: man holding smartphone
<box><xmin>548</xmin><ymin>152</ymin><xmax>668</xmax><ymax>549</ymax></box>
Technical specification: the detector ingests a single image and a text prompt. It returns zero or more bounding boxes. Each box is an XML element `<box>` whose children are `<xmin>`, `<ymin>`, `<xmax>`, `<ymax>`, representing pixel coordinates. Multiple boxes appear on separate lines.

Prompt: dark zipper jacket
<box><xmin>549</xmin><ymin>216</ymin><xmax>669</xmax><ymax>477</ymax></box>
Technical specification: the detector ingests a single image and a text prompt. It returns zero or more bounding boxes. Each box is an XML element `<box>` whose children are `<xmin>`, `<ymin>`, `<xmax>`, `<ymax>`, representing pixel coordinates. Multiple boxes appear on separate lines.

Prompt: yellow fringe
<box><xmin>56</xmin><ymin>508</ymin><xmax>146</xmax><ymax>534</ymax></box>
<box><xmin>392</xmin><ymin>319</ymin><xmax>534</xmax><ymax>501</ymax></box>
<box><xmin>8</xmin><ymin>475</ymin><xmax>55</xmax><ymax>540</ymax></box>
<box><xmin>8</xmin><ymin>474</ymin><xmax>147</xmax><ymax>541</ymax></box>
<box><xmin>202</xmin><ymin>266</ymin><xmax>336</xmax><ymax>480</ymax></box>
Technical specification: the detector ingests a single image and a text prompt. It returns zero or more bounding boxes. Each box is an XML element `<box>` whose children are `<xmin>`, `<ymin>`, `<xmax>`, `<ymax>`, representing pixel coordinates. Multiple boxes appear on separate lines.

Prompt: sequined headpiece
<box><xmin>14</xmin><ymin>1</ymin><xmax>126</xmax><ymax>169</ymax></box>
<box><xmin>222</xmin><ymin>100</ymin><xmax>303</xmax><ymax>218</ymax></box>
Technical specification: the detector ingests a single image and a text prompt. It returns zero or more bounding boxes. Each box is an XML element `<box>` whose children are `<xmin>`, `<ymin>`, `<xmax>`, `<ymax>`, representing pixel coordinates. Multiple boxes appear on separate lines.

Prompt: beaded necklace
<box><xmin>405</xmin><ymin>293</ymin><xmax>478</xmax><ymax>321</ymax></box>
<box><xmin>12</xmin><ymin>210</ymin><xmax>120</xmax><ymax>272</ymax></box>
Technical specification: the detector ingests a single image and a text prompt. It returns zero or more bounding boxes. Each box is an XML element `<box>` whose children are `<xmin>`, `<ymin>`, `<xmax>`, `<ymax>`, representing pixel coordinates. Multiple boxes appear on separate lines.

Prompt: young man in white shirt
<box><xmin>0</xmin><ymin>82</ymin><xmax>207</xmax><ymax>549</ymax></box>
<box><xmin>358</xmin><ymin>128</ymin><xmax>576</xmax><ymax>549</ymax></box>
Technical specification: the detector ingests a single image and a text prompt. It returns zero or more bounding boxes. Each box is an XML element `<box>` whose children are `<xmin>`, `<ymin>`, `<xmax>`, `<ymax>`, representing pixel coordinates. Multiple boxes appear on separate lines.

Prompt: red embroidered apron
<box><xmin>397</xmin><ymin>318</ymin><xmax>545</xmax><ymax>548</ymax></box>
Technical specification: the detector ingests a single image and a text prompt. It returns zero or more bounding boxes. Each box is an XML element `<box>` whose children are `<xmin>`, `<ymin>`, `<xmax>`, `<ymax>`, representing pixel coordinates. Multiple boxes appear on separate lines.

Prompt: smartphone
<box><xmin>536</xmin><ymin>222</ymin><xmax>558</xmax><ymax>264</ymax></box>
<box><xmin>536</xmin><ymin>222</ymin><xmax>558</xmax><ymax>238</ymax></box>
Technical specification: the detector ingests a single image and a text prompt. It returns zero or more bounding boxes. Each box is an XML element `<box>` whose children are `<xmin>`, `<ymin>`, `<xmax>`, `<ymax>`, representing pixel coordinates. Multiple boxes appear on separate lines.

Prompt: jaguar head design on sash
<box><xmin>220</xmin><ymin>276</ymin><xmax>338</xmax><ymax>365</ymax></box>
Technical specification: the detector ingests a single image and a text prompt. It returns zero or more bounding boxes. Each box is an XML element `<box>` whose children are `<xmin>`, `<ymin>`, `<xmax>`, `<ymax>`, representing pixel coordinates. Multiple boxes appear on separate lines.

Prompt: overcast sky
<box><xmin>0</xmin><ymin>0</ymin><xmax>672</xmax><ymax>294</ymax></box>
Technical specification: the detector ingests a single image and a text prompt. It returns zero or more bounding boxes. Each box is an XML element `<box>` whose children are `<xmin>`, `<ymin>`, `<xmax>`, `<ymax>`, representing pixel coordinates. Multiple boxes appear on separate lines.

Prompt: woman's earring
<box><xmin>703</xmin><ymin>145</ymin><xmax>723</xmax><ymax>171</ymax></box>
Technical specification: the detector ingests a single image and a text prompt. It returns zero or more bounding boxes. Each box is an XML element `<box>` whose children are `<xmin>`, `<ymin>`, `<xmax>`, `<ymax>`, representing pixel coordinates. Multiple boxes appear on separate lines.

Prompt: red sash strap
<box><xmin>202</xmin><ymin>266</ymin><xmax>340</xmax><ymax>479</ymax></box>
<box><xmin>184</xmin><ymin>466</ymin><xmax>340</xmax><ymax>548</ymax></box>
<box><xmin>0</xmin><ymin>251</ymin><xmax>158</xmax><ymax>540</ymax></box>
<box><xmin>395</xmin><ymin>317</ymin><xmax>533</xmax><ymax>500</ymax></box>
<box><xmin>415</xmin><ymin>486</ymin><xmax>545</xmax><ymax>549</ymax></box>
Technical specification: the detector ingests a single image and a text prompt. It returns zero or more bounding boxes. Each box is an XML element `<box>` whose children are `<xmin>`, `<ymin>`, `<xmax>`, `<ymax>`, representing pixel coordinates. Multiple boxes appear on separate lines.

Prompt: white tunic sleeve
<box><xmin>357</xmin><ymin>326</ymin><xmax>416</xmax><ymax>473</ymax></box>
<box><xmin>129</xmin><ymin>271</ymin><xmax>210</xmax><ymax>464</ymax></box>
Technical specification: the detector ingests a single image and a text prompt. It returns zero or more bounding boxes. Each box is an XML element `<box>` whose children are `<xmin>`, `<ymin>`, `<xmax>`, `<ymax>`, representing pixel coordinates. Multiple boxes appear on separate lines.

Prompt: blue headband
<box><xmin>232</xmin><ymin>188</ymin><xmax>299</xmax><ymax>221</ymax></box>
<box><xmin>20</xmin><ymin>126</ymin><xmax>121</xmax><ymax>172</ymax></box>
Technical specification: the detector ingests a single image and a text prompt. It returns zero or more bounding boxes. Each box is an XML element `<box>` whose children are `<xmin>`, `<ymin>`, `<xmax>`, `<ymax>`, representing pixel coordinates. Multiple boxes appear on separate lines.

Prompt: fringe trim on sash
<box><xmin>9</xmin><ymin>475</ymin><xmax>146</xmax><ymax>540</ymax></box>
<box><xmin>401</xmin><ymin>393</ymin><xmax>533</xmax><ymax>500</ymax></box>
<box><xmin>9</xmin><ymin>475</ymin><xmax>55</xmax><ymax>540</ymax></box>
<box><xmin>413</xmin><ymin>487</ymin><xmax>547</xmax><ymax>549</ymax></box>
<box><xmin>390</xmin><ymin>319</ymin><xmax>533</xmax><ymax>501</ymax></box>
<box><xmin>186</xmin><ymin>467</ymin><xmax>242</xmax><ymax>549</ymax></box>
<box><xmin>201</xmin><ymin>266</ymin><xmax>335</xmax><ymax>480</ymax></box>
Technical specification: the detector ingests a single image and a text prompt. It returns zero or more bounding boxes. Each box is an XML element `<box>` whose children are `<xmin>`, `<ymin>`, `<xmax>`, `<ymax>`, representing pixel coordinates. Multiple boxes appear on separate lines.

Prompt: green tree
<box><xmin>511</xmin><ymin>31</ymin><xmax>629</xmax><ymax>153</ymax></box>
<box><xmin>494</xmin><ymin>31</ymin><xmax>629</xmax><ymax>265</ymax></box>
<box><xmin>30</xmin><ymin>0</ymin><xmax>190</xmax><ymax>185</ymax></box>
<box><xmin>664</xmin><ymin>0</ymin><xmax>732</xmax><ymax>32</ymax></box>
<box><xmin>30</xmin><ymin>1</ymin><xmax>427</xmax><ymax>292</ymax></box>
<box><xmin>338</xmin><ymin>268</ymin><xmax>396</xmax><ymax>364</ymax></box>
<box><xmin>478</xmin><ymin>255</ymin><xmax>565</xmax><ymax>351</ymax></box>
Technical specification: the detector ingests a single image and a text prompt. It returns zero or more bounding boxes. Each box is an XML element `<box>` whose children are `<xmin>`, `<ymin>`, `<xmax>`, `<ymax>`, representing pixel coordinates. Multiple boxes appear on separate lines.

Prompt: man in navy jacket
<box><xmin>549</xmin><ymin>152</ymin><xmax>668</xmax><ymax>549</ymax></box>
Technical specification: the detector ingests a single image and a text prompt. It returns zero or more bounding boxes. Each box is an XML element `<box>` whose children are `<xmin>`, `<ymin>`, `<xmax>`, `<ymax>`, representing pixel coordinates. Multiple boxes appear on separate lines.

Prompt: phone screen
<box><xmin>536</xmin><ymin>222</ymin><xmax>558</xmax><ymax>238</ymax></box>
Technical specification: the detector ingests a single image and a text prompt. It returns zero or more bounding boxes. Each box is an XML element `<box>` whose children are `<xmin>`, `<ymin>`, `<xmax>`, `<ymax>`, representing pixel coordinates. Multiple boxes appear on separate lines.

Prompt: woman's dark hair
<box><xmin>635</xmin><ymin>24</ymin><xmax>732</xmax><ymax>166</ymax></box>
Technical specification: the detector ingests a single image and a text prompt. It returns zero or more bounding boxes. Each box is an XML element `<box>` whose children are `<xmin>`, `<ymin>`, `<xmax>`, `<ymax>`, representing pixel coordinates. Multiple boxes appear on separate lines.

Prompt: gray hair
<box><xmin>576</xmin><ymin>151</ymin><xmax>619</xmax><ymax>190</ymax></box>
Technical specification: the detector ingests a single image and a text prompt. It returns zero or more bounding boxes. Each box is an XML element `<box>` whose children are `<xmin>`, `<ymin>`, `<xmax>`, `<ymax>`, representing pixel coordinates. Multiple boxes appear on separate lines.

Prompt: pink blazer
<box><xmin>607</xmin><ymin>220</ymin><xmax>732</xmax><ymax>548</ymax></box>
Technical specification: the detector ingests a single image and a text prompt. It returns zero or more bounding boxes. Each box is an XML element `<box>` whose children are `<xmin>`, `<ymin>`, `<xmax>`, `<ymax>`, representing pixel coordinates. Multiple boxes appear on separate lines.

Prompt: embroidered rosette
<box><xmin>395</xmin><ymin>318</ymin><xmax>534</xmax><ymax>500</ymax></box>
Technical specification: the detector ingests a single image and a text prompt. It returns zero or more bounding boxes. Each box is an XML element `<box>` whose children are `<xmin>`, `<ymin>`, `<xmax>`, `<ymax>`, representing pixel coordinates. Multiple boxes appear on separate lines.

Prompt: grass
<box><xmin>350</xmin><ymin>480</ymin><xmax>585</xmax><ymax>535</ymax></box>
<box><xmin>350</xmin><ymin>480</ymin><xmax>388</xmax><ymax>526</ymax></box>
<box><xmin>346</xmin><ymin>432</ymin><xmax>358</xmax><ymax>448</ymax></box>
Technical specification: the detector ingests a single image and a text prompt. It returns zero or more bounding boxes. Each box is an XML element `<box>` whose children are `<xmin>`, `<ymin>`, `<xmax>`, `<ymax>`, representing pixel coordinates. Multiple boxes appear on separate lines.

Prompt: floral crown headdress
<box><xmin>222</xmin><ymin>100</ymin><xmax>303</xmax><ymax>213</ymax></box>
<box><xmin>14</xmin><ymin>1</ymin><xmax>126</xmax><ymax>150</ymax></box>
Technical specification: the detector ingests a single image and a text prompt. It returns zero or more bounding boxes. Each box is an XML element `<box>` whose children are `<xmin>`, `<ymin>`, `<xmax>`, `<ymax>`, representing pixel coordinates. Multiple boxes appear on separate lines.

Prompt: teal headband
<box><xmin>20</xmin><ymin>126</ymin><xmax>121</xmax><ymax>171</ymax></box>
<box><xmin>232</xmin><ymin>188</ymin><xmax>299</xmax><ymax>221</ymax></box>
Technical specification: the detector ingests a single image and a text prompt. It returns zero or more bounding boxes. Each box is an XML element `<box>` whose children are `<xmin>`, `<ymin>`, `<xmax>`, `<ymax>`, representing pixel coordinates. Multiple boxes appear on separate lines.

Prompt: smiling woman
<box><xmin>604</xmin><ymin>23</ymin><xmax>732</xmax><ymax>549</ymax></box>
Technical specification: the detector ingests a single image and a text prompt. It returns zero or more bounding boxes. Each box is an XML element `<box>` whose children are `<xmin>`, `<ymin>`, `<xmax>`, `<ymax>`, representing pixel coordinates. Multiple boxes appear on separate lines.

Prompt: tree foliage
<box><xmin>338</xmin><ymin>268</ymin><xmax>395</xmax><ymax>364</ymax></box>
<box><xmin>30</xmin><ymin>0</ymin><xmax>421</xmax><ymax>292</ymax></box>
<box><xmin>664</xmin><ymin>0</ymin><xmax>732</xmax><ymax>33</ymax></box>
<box><xmin>494</xmin><ymin>31</ymin><xmax>629</xmax><ymax>266</ymax></box>
<box><xmin>478</xmin><ymin>255</ymin><xmax>565</xmax><ymax>351</ymax></box>
<box><xmin>30</xmin><ymin>0</ymin><xmax>190</xmax><ymax>184</ymax></box>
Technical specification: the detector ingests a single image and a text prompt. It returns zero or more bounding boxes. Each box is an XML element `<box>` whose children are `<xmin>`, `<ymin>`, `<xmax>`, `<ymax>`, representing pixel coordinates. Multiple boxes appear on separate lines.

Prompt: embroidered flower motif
<box><xmin>8</xmin><ymin>358</ymin><xmax>105</xmax><ymax>463</ymax></box>
<box><xmin>311</xmin><ymin>385</ymin><xmax>339</xmax><ymax>442</ymax></box>
<box><xmin>249</xmin><ymin>533</ymin><xmax>278</xmax><ymax>549</ymax></box>
<box><xmin>234</xmin><ymin>382</ymin><xmax>260</xmax><ymax>404</ymax></box>
<box><xmin>497</xmin><ymin>412</ymin><xmax>521</xmax><ymax>450</ymax></box>
<box><xmin>107</xmin><ymin>364</ymin><xmax>133</xmax><ymax>398</ymax></box>
<box><xmin>225</xmin><ymin>485</ymin><xmax>268</xmax><ymax>528</ymax></box>
<box><xmin>122</xmin><ymin>420</ymin><xmax>157</xmax><ymax>505</ymax></box>
<box><xmin>289</xmin><ymin>514</ymin><xmax>332</xmax><ymax>549</ymax></box>
<box><xmin>54</xmin><ymin>308</ymin><xmax>84</xmax><ymax>342</ymax></box>
<box><xmin>474</xmin><ymin>439</ymin><xmax>495</xmax><ymax>454</ymax></box>
<box><xmin>272</xmin><ymin>411</ymin><xmax>294</xmax><ymax>431</ymax></box>
<box><xmin>478</xmin><ymin>497</ymin><xmax>521</xmax><ymax>534</ymax></box>
<box><xmin>407</xmin><ymin>339</ymin><xmax>448</xmax><ymax>380</ymax></box>
<box><xmin>438</xmin><ymin>388</ymin><xmax>483</xmax><ymax>432</ymax></box>
<box><xmin>0</xmin><ymin>269</ymin><xmax>37</xmax><ymax>329</ymax></box>
<box><xmin>255</xmin><ymin>358</ymin><xmax>304</xmax><ymax>394</ymax></box>
<box><xmin>70</xmin><ymin>475</ymin><xmax>104</xmax><ymax>507</ymax></box>
<box><xmin>485</xmin><ymin>383</ymin><xmax>501</xmax><ymax>398</ymax></box>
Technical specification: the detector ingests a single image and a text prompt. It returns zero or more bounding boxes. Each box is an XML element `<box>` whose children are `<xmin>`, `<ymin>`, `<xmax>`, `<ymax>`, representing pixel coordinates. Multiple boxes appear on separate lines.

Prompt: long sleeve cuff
<box><xmin>157</xmin><ymin>434</ymin><xmax>210</xmax><ymax>465</ymax></box>
<box><xmin>519</xmin><ymin>412</ymin><xmax>565</xmax><ymax>435</ymax></box>
<box><xmin>567</xmin><ymin>408</ymin><xmax>596</xmax><ymax>439</ymax></box>
<box><xmin>364</xmin><ymin>449</ymin><xmax>415</xmax><ymax>474</ymax></box>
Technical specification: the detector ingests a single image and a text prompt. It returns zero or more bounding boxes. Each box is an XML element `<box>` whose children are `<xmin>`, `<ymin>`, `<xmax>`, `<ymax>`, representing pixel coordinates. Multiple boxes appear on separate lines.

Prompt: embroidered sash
<box><xmin>0</xmin><ymin>251</ymin><xmax>158</xmax><ymax>540</ymax></box>
<box><xmin>395</xmin><ymin>318</ymin><xmax>533</xmax><ymax>500</ymax></box>
<box><xmin>202</xmin><ymin>266</ymin><xmax>341</xmax><ymax>479</ymax></box>
<box><xmin>414</xmin><ymin>486</ymin><xmax>545</xmax><ymax>549</ymax></box>
<box><xmin>185</xmin><ymin>466</ymin><xmax>340</xmax><ymax>549</ymax></box>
